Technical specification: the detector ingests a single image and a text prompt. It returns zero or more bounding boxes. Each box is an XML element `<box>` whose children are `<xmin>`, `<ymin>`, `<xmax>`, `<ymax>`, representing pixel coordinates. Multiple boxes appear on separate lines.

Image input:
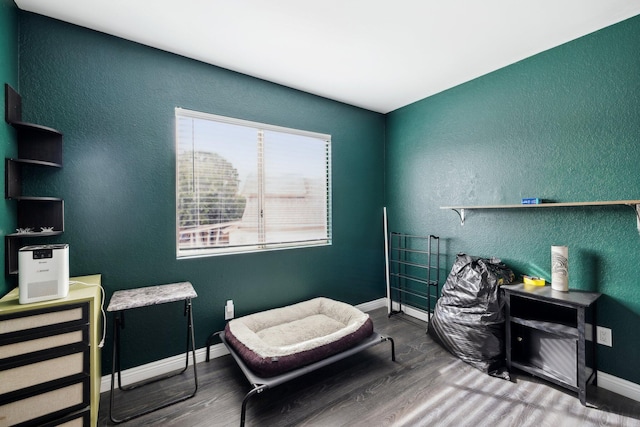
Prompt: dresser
<box><xmin>0</xmin><ymin>274</ymin><xmax>102</xmax><ymax>426</ymax></box>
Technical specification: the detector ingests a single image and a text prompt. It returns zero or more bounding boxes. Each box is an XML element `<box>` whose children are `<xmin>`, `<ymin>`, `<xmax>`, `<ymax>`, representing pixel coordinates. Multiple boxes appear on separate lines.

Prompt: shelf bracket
<box><xmin>631</xmin><ymin>203</ymin><xmax>640</xmax><ymax>236</ymax></box>
<box><xmin>452</xmin><ymin>208</ymin><xmax>465</xmax><ymax>226</ymax></box>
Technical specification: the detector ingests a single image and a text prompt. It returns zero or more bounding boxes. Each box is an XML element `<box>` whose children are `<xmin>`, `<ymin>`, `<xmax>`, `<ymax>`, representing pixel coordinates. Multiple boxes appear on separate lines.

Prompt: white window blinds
<box><xmin>176</xmin><ymin>108</ymin><xmax>331</xmax><ymax>257</ymax></box>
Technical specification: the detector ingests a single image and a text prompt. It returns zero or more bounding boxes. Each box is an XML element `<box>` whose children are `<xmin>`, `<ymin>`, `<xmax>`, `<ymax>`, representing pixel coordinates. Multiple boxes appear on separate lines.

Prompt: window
<box><xmin>176</xmin><ymin>108</ymin><xmax>332</xmax><ymax>257</ymax></box>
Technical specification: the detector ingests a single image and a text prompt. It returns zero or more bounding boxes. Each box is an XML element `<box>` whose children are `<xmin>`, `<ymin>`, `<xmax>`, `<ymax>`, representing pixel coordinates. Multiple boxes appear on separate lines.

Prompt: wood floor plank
<box><xmin>98</xmin><ymin>307</ymin><xmax>640</xmax><ymax>426</ymax></box>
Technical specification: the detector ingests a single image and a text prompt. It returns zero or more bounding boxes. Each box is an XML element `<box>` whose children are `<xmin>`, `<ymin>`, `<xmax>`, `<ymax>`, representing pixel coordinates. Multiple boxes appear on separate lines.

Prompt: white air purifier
<box><xmin>18</xmin><ymin>244</ymin><xmax>69</xmax><ymax>304</ymax></box>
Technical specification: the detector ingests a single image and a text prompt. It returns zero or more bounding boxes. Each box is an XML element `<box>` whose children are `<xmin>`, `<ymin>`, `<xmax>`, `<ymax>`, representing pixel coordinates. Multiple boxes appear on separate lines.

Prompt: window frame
<box><xmin>175</xmin><ymin>107</ymin><xmax>332</xmax><ymax>258</ymax></box>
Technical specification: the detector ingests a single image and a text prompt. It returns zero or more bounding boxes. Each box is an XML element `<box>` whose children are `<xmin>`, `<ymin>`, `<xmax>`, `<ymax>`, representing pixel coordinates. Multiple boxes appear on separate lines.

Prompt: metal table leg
<box><xmin>109</xmin><ymin>298</ymin><xmax>198</xmax><ymax>424</ymax></box>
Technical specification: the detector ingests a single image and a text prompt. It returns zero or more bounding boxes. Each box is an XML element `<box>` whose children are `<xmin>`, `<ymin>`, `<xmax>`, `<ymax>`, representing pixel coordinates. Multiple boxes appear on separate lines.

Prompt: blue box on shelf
<box><xmin>521</xmin><ymin>198</ymin><xmax>542</xmax><ymax>205</ymax></box>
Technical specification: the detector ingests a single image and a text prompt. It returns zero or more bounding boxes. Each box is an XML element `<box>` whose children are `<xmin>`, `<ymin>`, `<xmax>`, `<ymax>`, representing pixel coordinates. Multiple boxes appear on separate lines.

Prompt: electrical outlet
<box><xmin>225</xmin><ymin>300</ymin><xmax>234</xmax><ymax>320</ymax></box>
<box><xmin>596</xmin><ymin>326</ymin><xmax>612</xmax><ymax>347</ymax></box>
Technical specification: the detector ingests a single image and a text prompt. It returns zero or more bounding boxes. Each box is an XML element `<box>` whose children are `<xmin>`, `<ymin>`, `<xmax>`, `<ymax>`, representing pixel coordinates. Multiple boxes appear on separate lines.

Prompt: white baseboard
<box><xmin>356</xmin><ymin>297</ymin><xmax>387</xmax><ymax>312</ymax></box>
<box><xmin>597</xmin><ymin>371</ymin><xmax>640</xmax><ymax>403</ymax></box>
<box><xmin>100</xmin><ymin>297</ymin><xmax>640</xmax><ymax>404</ymax></box>
<box><xmin>389</xmin><ymin>301</ymin><xmax>431</xmax><ymax>323</ymax></box>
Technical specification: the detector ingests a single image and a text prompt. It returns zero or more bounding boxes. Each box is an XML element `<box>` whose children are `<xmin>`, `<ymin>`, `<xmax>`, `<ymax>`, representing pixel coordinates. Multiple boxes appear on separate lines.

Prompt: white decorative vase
<box><xmin>551</xmin><ymin>245</ymin><xmax>569</xmax><ymax>292</ymax></box>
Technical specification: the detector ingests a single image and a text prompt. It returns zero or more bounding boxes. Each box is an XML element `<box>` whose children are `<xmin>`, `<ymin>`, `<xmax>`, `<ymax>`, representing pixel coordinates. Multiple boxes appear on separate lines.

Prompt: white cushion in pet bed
<box><xmin>224</xmin><ymin>297</ymin><xmax>373</xmax><ymax>376</ymax></box>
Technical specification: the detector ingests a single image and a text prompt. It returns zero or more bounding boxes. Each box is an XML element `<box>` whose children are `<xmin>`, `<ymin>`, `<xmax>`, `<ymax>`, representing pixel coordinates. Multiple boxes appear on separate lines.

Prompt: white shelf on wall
<box><xmin>440</xmin><ymin>200</ymin><xmax>640</xmax><ymax>228</ymax></box>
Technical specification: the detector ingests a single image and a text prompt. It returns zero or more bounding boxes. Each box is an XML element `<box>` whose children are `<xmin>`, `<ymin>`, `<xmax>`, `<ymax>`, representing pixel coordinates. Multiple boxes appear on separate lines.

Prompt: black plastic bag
<box><xmin>427</xmin><ymin>253</ymin><xmax>515</xmax><ymax>379</ymax></box>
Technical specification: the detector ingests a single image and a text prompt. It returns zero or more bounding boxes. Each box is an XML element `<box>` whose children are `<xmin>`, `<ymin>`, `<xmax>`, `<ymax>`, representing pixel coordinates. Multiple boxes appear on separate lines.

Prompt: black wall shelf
<box><xmin>4</xmin><ymin>83</ymin><xmax>64</xmax><ymax>276</ymax></box>
<box><xmin>5</xmin><ymin>159</ymin><xmax>62</xmax><ymax>199</ymax></box>
<box><xmin>16</xmin><ymin>198</ymin><xmax>65</xmax><ymax>232</ymax></box>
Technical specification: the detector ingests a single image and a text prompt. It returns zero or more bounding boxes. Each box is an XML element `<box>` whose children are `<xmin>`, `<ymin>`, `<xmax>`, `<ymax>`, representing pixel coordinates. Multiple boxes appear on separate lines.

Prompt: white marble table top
<box><xmin>107</xmin><ymin>281</ymin><xmax>197</xmax><ymax>312</ymax></box>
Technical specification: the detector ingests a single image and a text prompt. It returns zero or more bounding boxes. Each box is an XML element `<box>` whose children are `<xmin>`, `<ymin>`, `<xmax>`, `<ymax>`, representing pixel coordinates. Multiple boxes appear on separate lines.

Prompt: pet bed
<box><xmin>206</xmin><ymin>297</ymin><xmax>395</xmax><ymax>426</ymax></box>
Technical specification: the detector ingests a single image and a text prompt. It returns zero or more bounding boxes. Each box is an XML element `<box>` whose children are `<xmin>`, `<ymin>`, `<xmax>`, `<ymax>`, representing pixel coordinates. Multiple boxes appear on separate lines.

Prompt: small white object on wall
<box><xmin>225</xmin><ymin>299</ymin><xmax>234</xmax><ymax>320</ymax></box>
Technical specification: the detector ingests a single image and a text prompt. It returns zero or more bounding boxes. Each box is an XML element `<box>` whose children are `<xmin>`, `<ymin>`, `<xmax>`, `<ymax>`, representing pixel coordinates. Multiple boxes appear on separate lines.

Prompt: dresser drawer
<box><xmin>0</xmin><ymin>328</ymin><xmax>86</xmax><ymax>359</ymax></box>
<box><xmin>0</xmin><ymin>377</ymin><xmax>90</xmax><ymax>426</ymax></box>
<box><xmin>0</xmin><ymin>350</ymin><xmax>89</xmax><ymax>395</ymax></box>
<box><xmin>0</xmin><ymin>303</ymin><xmax>88</xmax><ymax>337</ymax></box>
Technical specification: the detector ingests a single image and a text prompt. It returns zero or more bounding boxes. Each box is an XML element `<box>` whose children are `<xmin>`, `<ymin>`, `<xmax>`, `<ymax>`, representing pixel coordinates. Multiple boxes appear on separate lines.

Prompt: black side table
<box><xmin>107</xmin><ymin>281</ymin><xmax>198</xmax><ymax>423</ymax></box>
<box><xmin>503</xmin><ymin>283</ymin><xmax>601</xmax><ymax>405</ymax></box>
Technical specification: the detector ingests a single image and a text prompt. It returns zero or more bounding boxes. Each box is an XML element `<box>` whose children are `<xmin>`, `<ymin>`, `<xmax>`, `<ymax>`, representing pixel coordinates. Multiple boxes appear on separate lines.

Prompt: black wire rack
<box><xmin>387</xmin><ymin>232</ymin><xmax>440</xmax><ymax>322</ymax></box>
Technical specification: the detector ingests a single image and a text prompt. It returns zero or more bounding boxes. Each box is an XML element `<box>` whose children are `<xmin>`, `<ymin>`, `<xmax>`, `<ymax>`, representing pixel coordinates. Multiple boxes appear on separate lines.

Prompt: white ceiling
<box><xmin>14</xmin><ymin>0</ymin><xmax>640</xmax><ymax>113</ymax></box>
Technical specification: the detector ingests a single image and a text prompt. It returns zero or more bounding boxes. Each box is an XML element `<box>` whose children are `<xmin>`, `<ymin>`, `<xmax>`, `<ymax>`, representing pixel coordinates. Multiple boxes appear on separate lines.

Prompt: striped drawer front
<box><xmin>0</xmin><ymin>305</ymin><xmax>85</xmax><ymax>334</ymax></box>
<box><xmin>0</xmin><ymin>351</ymin><xmax>87</xmax><ymax>395</ymax></box>
<box><xmin>0</xmin><ymin>379</ymin><xmax>89</xmax><ymax>426</ymax></box>
<box><xmin>0</xmin><ymin>329</ymin><xmax>84</xmax><ymax>359</ymax></box>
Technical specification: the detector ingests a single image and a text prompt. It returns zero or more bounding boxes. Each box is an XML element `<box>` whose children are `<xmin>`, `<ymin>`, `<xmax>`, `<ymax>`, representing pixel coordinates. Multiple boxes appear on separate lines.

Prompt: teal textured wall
<box><xmin>17</xmin><ymin>13</ymin><xmax>385</xmax><ymax>372</ymax></box>
<box><xmin>9</xmin><ymin>6</ymin><xmax>640</xmax><ymax>389</ymax></box>
<box><xmin>0</xmin><ymin>0</ymin><xmax>18</xmax><ymax>296</ymax></box>
<box><xmin>386</xmin><ymin>16</ymin><xmax>640</xmax><ymax>384</ymax></box>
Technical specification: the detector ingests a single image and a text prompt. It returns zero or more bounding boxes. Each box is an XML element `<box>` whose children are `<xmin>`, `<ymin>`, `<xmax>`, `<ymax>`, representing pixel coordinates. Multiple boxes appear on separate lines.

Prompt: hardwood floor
<box><xmin>98</xmin><ymin>308</ymin><xmax>640</xmax><ymax>426</ymax></box>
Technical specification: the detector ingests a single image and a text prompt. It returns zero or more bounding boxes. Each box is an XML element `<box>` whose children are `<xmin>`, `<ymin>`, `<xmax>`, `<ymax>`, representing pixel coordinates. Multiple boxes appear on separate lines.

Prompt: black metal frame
<box><xmin>388</xmin><ymin>232</ymin><xmax>440</xmax><ymax>322</ymax></box>
<box><xmin>205</xmin><ymin>330</ymin><xmax>395</xmax><ymax>427</ymax></box>
<box><xmin>108</xmin><ymin>298</ymin><xmax>198</xmax><ymax>424</ymax></box>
